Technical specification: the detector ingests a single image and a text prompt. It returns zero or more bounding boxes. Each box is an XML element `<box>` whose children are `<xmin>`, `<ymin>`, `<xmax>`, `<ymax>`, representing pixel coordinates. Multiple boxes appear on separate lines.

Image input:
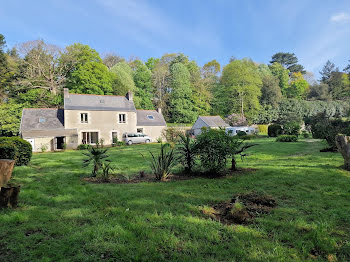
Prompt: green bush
<box><xmin>301</xmin><ymin>131</ymin><xmax>310</xmax><ymax>138</ymax></box>
<box><xmin>237</xmin><ymin>131</ymin><xmax>247</xmax><ymax>136</ymax></box>
<box><xmin>77</xmin><ymin>144</ymin><xmax>88</xmax><ymax>150</ymax></box>
<box><xmin>258</xmin><ymin>125</ymin><xmax>269</xmax><ymax>134</ymax></box>
<box><xmin>162</xmin><ymin>127</ymin><xmax>185</xmax><ymax>143</ymax></box>
<box><xmin>177</xmin><ymin>133</ymin><xmax>196</xmax><ymax>173</ymax></box>
<box><xmin>0</xmin><ymin>141</ymin><xmax>17</xmax><ymax>161</ymax></box>
<box><xmin>268</xmin><ymin>124</ymin><xmax>283</xmax><ymax>137</ymax></box>
<box><xmin>276</xmin><ymin>135</ymin><xmax>298</xmax><ymax>142</ymax></box>
<box><xmin>194</xmin><ymin>129</ymin><xmax>232</xmax><ymax>175</ymax></box>
<box><xmin>283</xmin><ymin>122</ymin><xmax>301</xmax><ymax>136</ymax></box>
<box><xmin>0</xmin><ymin>137</ymin><xmax>32</xmax><ymax>166</ymax></box>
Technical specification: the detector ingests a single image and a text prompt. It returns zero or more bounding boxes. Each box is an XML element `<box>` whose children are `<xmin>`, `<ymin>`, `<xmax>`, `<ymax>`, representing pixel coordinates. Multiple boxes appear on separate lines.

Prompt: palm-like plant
<box><xmin>82</xmin><ymin>144</ymin><xmax>110</xmax><ymax>177</ymax></box>
<box><xmin>149</xmin><ymin>143</ymin><xmax>176</xmax><ymax>181</ymax></box>
<box><xmin>177</xmin><ymin>133</ymin><xmax>196</xmax><ymax>173</ymax></box>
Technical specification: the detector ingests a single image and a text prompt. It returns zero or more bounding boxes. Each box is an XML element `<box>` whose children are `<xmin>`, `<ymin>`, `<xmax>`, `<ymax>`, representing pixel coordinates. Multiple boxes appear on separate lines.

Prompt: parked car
<box><xmin>123</xmin><ymin>133</ymin><xmax>152</xmax><ymax>145</ymax></box>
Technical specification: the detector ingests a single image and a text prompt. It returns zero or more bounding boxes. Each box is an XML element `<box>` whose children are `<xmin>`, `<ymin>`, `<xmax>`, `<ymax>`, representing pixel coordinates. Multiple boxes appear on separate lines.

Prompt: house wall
<box><xmin>32</xmin><ymin>137</ymin><xmax>54</xmax><ymax>152</ymax></box>
<box><xmin>191</xmin><ymin>118</ymin><xmax>208</xmax><ymax>136</ymax></box>
<box><xmin>136</xmin><ymin>126</ymin><xmax>166</xmax><ymax>141</ymax></box>
<box><xmin>64</xmin><ymin>110</ymin><xmax>137</xmax><ymax>145</ymax></box>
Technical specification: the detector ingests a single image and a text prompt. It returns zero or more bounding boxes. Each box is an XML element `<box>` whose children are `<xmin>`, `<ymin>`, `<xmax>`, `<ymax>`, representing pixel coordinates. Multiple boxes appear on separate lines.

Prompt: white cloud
<box><xmin>330</xmin><ymin>12</ymin><xmax>350</xmax><ymax>23</ymax></box>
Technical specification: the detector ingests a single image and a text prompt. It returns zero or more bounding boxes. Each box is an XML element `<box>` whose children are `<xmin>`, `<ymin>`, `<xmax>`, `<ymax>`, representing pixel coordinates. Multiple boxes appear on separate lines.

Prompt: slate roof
<box><xmin>136</xmin><ymin>110</ymin><xmax>167</xmax><ymax>126</ymax></box>
<box><xmin>64</xmin><ymin>94</ymin><xmax>136</xmax><ymax>111</ymax></box>
<box><xmin>198</xmin><ymin>116</ymin><xmax>230</xmax><ymax>128</ymax></box>
<box><xmin>20</xmin><ymin>108</ymin><xmax>77</xmax><ymax>138</ymax></box>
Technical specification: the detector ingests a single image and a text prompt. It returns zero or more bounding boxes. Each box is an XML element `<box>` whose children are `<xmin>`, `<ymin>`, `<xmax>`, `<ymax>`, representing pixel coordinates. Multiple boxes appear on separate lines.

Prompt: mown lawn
<box><xmin>1</xmin><ymin>139</ymin><xmax>350</xmax><ymax>261</ymax></box>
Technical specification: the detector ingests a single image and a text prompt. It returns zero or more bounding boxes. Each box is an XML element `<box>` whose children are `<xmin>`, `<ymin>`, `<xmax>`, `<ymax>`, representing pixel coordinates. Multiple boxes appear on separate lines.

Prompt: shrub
<box><xmin>302</xmin><ymin>131</ymin><xmax>310</xmax><ymax>138</ymax></box>
<box><xmin>148</xmin><ymin>143</ymin><xmax>176</xmax><ymax>181</ymax></box>
<box><xmin>0</xmin><ymin>141</ymin><xmax>17</xmax><ymax>161</ymax></box>
<box><xmin>82</xmin><ymin>144</ymin><xmax>110</xmax><ymax>177</ymax></box>
<box><xmin>162</xmin><ymin>127</ymin><xmax>185</xmax><ymax>143</ymax></box>
<box><xmin>268</xmin><ymin>124</ymin><xmax>283</xmax><ymax>137</ymax></box>
<box><xmin>258</xmin><ymin>125</ymin><xmax>269</xmax><ymax>134</ymax></box>
<box><xmin>177</xmin><ymin>133</ymin><xmax>196</xmax><ymax>173</ymax></box>
<box><xmin>283</xmin><ymin>122</ymin><xmax>301</xmax><ymax>136</ymax></box>
<box><xmin>237</xmin><ymin>131</ymin><xmax>247</xmax><ymax>137</ymax></box>
<box><xmin>194</xmin><ymin>129</ymin><xmax>232</xmax><ymax>175</ymax></box>
<box><xmin>276</xmin><ymin>135</ymin><xmax>298</xmax><ymax>142</ymax></box>
<box><xmin>100</xmin><ymin>162</ymin><xmax>114</xmax><ymax>182</ymax></box>
<box><xmin>41</xmin><ymin>144</ymin><xmax>48</xmax><ymax>152</ymax></box>
<box><xmin>77</xmin><ymin>144</ymin><xmax>88</xmax><ymax>150</ymax></box>
<box><xmin>0</xmin><ymin>137</ymin><xmax>32</xmax><ymax>166</ymax></box>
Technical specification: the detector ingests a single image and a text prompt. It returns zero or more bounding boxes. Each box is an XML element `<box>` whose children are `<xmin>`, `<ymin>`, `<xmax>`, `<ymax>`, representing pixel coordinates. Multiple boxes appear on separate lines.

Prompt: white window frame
<box><xmin>81</xmin><ymin>131</ymin><xmax>99</xmax><ymax>145</ymax></box>
<box><xmin>80</xmin><ymin>113</ymin><xmax>88</xmax><ymax>124</ymax></box>
<box><xmin>118</xmin><ymin>113</ymin><xmax>127</xmax><ymax>124</ymax></box>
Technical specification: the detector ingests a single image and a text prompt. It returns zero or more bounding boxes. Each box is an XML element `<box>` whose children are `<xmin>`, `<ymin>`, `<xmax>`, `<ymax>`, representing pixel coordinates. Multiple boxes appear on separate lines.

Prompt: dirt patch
<box><xmin>203</xmin><ymin>191</ymin><xmax>277</xmax><ymax>225</ymax></box>
<box><xmin>82</xmin><ymin>168</ymin><xmax>256</xmax><ymax>184</ymax></box>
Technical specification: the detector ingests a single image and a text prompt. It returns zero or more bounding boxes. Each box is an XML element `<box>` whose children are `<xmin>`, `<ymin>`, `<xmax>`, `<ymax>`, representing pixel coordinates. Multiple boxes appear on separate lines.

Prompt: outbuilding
<box><xmin>191</xmin><ymin>116</ymin><xmax>230</xmax><ymax>136</ymax></box>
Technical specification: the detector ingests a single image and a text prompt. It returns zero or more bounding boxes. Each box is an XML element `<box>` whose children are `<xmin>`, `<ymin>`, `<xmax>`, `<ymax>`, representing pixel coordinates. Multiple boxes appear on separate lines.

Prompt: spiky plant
<box><xmin>149</xmin><ymin>143</ymin><xmax>176</xmax><ymax>181</ymax></box>
<box><xmin>177</xmin><ymin>133</ymin><xmax>196</xmax><ymax>173</ymax></box>
<box><xmin>82</xmin><ymin>144</ymin><xmax>109</xmax><ymax>177</ymax></box>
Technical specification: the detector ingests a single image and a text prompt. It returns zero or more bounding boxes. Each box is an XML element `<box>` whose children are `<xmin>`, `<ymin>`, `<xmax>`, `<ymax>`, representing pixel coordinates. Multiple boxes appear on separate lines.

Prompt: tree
<box><xmin>0</xmin><ymin>34</ymin><xmax>12</xmax><ymax>98</ymax></box>
<box><xmin>0</xmin><ymin>99</ymin><xmax>25</xmax><ymax>136</ymax></box>
<box><xmin>287</xmin><ymin>72</ymin><xmax>309</xmax><ymax>99</ymax></box>
<box><xmin>328</xmin><ymin>72</ymin><xmax>350</xmax><ymax>100</ymax></box>
<box><xmin>269</xmin><ymin>62</ymin><xmax>290</xmax><ymax>96</ymax></box>
<box><xmin>102</xmin><ymin>53</ymin><xmax>124</xmax><ymax>69</ymax></box>
<box><xmin>82</xmin><ymin>144</ymin><xmax>110</xmax><ymax>177</ymax></box>
<box><xmin>132</xmin><ymin>60</ymin><xmax>154</xmax><ymax>109</ymax></box>
<box><xmin>270</xmin><ymin>52</ymin><xmax>305</xmax><ymax>73</ymax></box>
<box><xmin>110</xmin><ymin>62</ymin><xmax>136</xmax><ymax>95</ymax></box>
<box><xmin>66</xmin><ymin>62</ymin><xmax>114</xmax><ymax>95</ymax></box>
<box><xmin>202</xmin><ymin>59</ymin><xmax>221</xmax><ymax>78</ymax></box>
<box><xmin>168</xmin><ymin>62</ymin><xmax>196</xmax><ymax>123</ymax></box>
<box><xmin>308</xmin><ymin>83</ymin><xmax>331</xmax><ymax>101</ymax></box>
<box><xmin>15</xmin><ymin>40</ymin><xmax>65</xmax><ymax>95</ymax></box>
<box><xmin>257</xmin><ymin>64</ymin><xmax>282</xmax><ymax>106</ymax></box>
<box><xmin>219</xmin><ymin>59</ymin><xmax>262</xmax><ymax>121</ymax></box>
<box><xmin>320</xmin><ymin>60</ymin><xmax>338</xmax><ymax>83</ymax></box>
<box><xmin>145</xmin><ymin>57</ymin><xmax>159</xmax><ymax>72</ymax></box>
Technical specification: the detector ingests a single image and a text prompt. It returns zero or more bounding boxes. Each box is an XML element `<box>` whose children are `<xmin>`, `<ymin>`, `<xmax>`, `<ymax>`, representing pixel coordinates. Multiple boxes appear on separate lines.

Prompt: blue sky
<box><xmin>1</xmin><ymin>0</ymin><xmax>350</xmax><ymax>77</ymax></box>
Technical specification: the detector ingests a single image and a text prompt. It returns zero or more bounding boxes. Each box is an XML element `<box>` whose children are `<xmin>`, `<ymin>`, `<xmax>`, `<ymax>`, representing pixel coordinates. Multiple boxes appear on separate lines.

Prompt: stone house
<box><xmin>20</xmin><ymin>88</ymin><xmax>166</xmax><ymax>152</ymax></box>
<box><xmin>191</xmin><ymin>116</ymin><xmax>230</xmax><ymax>136</ymax></box>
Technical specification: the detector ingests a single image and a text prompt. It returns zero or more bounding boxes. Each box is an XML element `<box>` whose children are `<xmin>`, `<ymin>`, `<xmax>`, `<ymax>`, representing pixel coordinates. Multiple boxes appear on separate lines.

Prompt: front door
<box><xmin>56</xmin><ymin>137</ymin><xmax>65</xmax><ymax>150</ymax></box>
<box><xmin>25</xmin><ymin>139</ymin><xmax>35</xmax><ymax>151</ymax></box>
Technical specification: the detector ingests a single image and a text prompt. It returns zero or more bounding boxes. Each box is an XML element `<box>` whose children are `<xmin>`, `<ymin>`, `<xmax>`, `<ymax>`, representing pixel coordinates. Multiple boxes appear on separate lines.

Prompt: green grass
<box><xmin>1</xmin><ymin>139</ymin><xmax>350</xmax><ymax>261</ymax></box>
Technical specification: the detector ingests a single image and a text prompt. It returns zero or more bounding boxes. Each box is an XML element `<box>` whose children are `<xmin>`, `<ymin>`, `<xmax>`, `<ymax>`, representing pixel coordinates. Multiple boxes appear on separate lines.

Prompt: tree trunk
<box><xmin>336</xmin><ymin>135</ymin><xmax>350</xmax><ymax>171</ymax></box>
<box><xmin>231</xmin><ymin>157</ymin><xmax>237</xmax><ymax>171</ymax></box>
<box><xmin>0</xmin><ymin>159</ymin><xmax>15</xmax><ymax>188</ymax></box>
<box><xmin>0</xmin><ymin>185</ymin><xmax>20</xmax><ymax>209</ymax></box>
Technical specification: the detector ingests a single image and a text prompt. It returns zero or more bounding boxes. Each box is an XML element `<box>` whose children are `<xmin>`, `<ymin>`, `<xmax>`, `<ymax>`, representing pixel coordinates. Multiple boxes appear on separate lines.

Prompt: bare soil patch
<box><xmin>82</xmin><ymin>168</ymin><xmax>256</xmax><ymax>184</ymax></box>
<box><xmin>203</xmin><ymin>191</ymin><xmax>277</xmax><ymax>225</ymax></box>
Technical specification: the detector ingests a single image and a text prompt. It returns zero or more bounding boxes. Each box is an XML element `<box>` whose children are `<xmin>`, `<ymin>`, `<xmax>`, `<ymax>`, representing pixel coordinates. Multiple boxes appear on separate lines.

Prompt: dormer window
<box><xmin>39</xmin><ymin>117</ymin><xmax>46</xmax><ymax>123</ymax></box>
<box><xmin>80</xmin><ymin>113</ymin><xmax>88</xmax><ymax>123</ymax></box>
<box><xmin>147</xmin><ymin>115</ymin><xmax>154</xmax><ymax>120</ymax></box>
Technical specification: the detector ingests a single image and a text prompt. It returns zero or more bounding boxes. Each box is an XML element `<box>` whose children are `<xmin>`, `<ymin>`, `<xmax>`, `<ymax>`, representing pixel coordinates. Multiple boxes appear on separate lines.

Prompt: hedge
<box><xmin>268</xmin><ymin>124</ymin><xmax>283</xmax><ymax>137</ymax></box>
<box><xmin>0</xmin><ymin>137</ymin><xmax>32</xmax><ymax>166</ymax></box>
<box><xmin>0</xmin><ymin>141</ymin><xmax>17</xmax><ymax>161</ymax></box>
<box><xmin>257</xmin><ymin>125</ymin><xmax>269</xmax><ymax>134</ymax></box>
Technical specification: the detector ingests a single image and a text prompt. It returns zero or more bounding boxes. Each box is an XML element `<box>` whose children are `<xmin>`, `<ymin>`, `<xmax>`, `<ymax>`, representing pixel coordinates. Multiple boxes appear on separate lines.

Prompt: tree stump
<box><xmin>0</xmin><ymin>185</ymin><xmax>20</xmax><ymax>208</ymax></box>
<box><xmin>336</xmin><ymin>135</ymin><xmax>350</xmax><ymax>171</ymax></box>
<box><xmin>0</xmin><ymin>159</ymin><xmax>15</xmax><ymax>188</ymax></box>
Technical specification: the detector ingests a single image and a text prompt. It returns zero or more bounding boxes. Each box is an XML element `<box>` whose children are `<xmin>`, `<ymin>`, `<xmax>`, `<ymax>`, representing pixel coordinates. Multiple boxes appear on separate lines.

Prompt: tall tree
<box><xmin>287</xmin><ymin>72</ymin><xmax>309</xmax><ymax>99</ymax></box>
<box><xmin>219</xmin><ymin>59</ymin><xmax>262</xmax><ymax>120</ymax></box>
<box><xmin>270</xmin><ymin>52</ymin><xmax>305</xmax><ymax>73</ymax></box>
<box><xmin>257</xmin><ymin>64</ymin><xmax>282</xmax><ymax>106</ymax></box>
<box><xmin>320</xmin><ymin>60</ymin><xmax>338</xmax><ymax>83</ymax></box>
<box><xmin>0</xmin><ymin>34</ymin><xmax>11</xmax><ymax>100</ymax></box>
<box><xmin>168</xmin><ymin>62</ymin><xmax>196</xmax><ymax>123</ymax></box>
<box><xmin>110</xmin><ymin>61</ymin><xmax>136</xmax><ymax>95</ymax></box>
<box><xmin>269</xmin><ymin>62</ymin><xmax>290</xmax><ymax>96</ymax></box>
<box><xmin>132</xmin><ymin>60</ymin><xmax>154</xmax><ymax>109</ymax></box>
<box><xmin>15</xmin><ymin>40</ymin><xmax>65</xmax><ymax>95</ymax></box>
<box><xmin>102</xmin><ymin>53</ymin><xmax>124</xmax><ymax>69</ymax></box>
<box><xmin>66</xmin><ymin>62</ymin><xmax>114</xmax><ymax>95</ymax></box>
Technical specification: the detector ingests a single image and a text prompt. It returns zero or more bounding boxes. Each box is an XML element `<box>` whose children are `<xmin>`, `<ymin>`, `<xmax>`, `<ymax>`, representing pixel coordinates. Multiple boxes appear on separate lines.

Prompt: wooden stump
<box><xmin>0</xmin><ymin>185</ymin><xmax>20</xmax><ymax>209</ymax></box>
<box><xmin>336</xmin><ymin>135</ymin><xmax>350</xmax><ymax>171</ymax></box>
<box><xmin>0</xmin><ymin>159</ymin><xmax>15</xmax><ymax>188</ymax></box>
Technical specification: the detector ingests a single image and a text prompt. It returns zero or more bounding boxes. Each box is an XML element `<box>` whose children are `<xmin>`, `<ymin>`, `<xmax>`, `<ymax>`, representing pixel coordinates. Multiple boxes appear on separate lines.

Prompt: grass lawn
<box><xmin>1</xmin><ymin>139</ymin><xmax>350</xmax><ymax>261</ymax></box>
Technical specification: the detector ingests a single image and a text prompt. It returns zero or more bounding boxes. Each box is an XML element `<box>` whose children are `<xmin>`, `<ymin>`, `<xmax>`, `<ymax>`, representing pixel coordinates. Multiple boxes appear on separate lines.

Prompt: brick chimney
<box><xmin>64</xmin><ymin>88</ymin><xmax>69</xmax><ymax>98</ymax></box>
<box><xmin>157</xmin><ymin>108</ymin><xmax>162</xmax><ymax>114</ymax></box>
<box><xmin>126</xmin><ymin>91</ymin><xmax>133</xmax><ymax>101</ymax></box>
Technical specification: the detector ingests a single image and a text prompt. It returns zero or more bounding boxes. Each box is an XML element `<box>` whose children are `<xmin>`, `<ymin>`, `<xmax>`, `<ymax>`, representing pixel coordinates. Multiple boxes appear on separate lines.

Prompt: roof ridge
<box><xmin>23</xmin><ymin>108</ymin><xmax>60</xmax><ymax>110</ymax></box>
<box><xmin>69</xmin><ymin>93</ymin><xmax>126</xmax><ymax>97</ymax></box>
